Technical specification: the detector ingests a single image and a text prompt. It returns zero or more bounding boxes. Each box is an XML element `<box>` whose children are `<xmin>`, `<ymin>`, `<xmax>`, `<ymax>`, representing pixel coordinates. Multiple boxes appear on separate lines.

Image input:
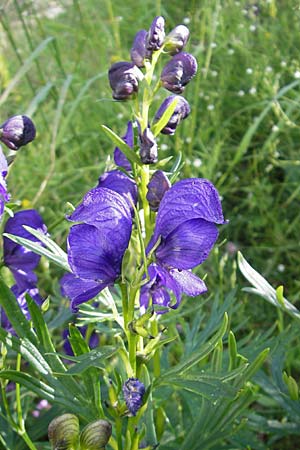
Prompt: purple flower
<box><xmin>123</xmin><ymin>378</ymin><xmax>145</xmax><ymax>416</ymax></box>
<box><xmin>153</xmin><ymin>95</ymin><xmax>191</xmax><ymax>135</ymax></box>
<box><xmin>108</xmin><ymin>62</ymin><xmax>141</xmax><ymax>100</ymax></box>
<box><xmin>146</xmin><ymin>170</ymin><xmax>171</xmax><ymax>211</ymax></box>
<box><xmin>97</xmin><ymin>170</ymin><xmax>137</xmax><ymax>214</ymax></box>
<box><xmin>114</xmin><ymin>121</ymin><xmax>134</xmax><ymax>171</ymax></box>
<box><xmin>139</xmin><ymin>127</ymin><xmax>158</xmax><ymax>164</ymax></box>
<box><xmin>3</xmin><ymin>210</ymin><xmax>48</xmax><ymax>290</ymax></box>
<box><xmin>0</xmin><ymin>146</ymin><xmax>10</xmax><ymax>219</ymax></box>
<box><xmin>61</xmin><ymin>188</ymin><xmax>132</xmax><ymax>311</ymax></box>
<box><xmin>0</xmin><ymin>115</ymin><xmax>36</xmax><ymax>150</ymax></box>
<box><xmin>130</xmin><ymin>30</ymin><xmax>148</xmax><ymax>67</ymax></box>
<box><xmin>147</xmin><ymin>16</ymin><xmax>165</xmax><ymax>51</ymax></box>
<box><xmin>141</xmin><ymin>179</ymin><xmax>225</xmax><ymax>311</ymax></box>
<box><xmin>164</xmin><ymin>25</ymin><xmax>190</xmax><ymax>55</ymax></box>
<box><xmin>161</xmin><ymin>52</ymin><xmax>198</xmax><ymax>94</ymax></box>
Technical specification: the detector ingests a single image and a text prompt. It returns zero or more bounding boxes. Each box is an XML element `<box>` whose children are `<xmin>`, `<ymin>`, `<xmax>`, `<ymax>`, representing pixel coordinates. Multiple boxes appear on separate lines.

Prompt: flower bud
<box><xmin>122</xmin><ymin>377</ymin><xmax>145</xmax><ymax>416</ymax></box>
<box><xmin>108</xmin><ymin>62</ymin><xmax>142</xmax><ymax>100</ymax></box>
<box><xmin>130</xmin><ymin>29</ymin><xmax>148</xmax><ymax>67</ymax></box>
<box><xmin>164</xmin><ymin>25</ymin><xmax>190</xmax><ymax>55</ymax></box>
<box><xmin>146</xmin><ymin>170</ymin><xmax>171</xmax><ymax>211</ymax></box>
<box><xmin>48</xmin><ymin>413</ymin><xmax>79</xmax><ymax>450</ymax></box>
<box><xmin>161</xmin><ymin>52</ymin><xmax>197</xmax><ymax>94</ymax></box>
<box><xmin>80</xmin><ymin>419</ymin><xmax>112</xmax><ymax>450</ymax></box>
<box><xmin>153</xmin><ymin>95</ymin><xmax>191</xmax><ymax>135</ymax></box>
<box><xmin>139</xmin><ymin>127</ymin><xmax>158</xmax><ymax>164</ymax></box>
<box><xmin>0</xmin><ymin>115</ymin><xmax>36</xmax><ymax>150</ymax></box>
<box><xmin>147</xmin><ymin>16</ymin><xmax>165</xmax><ymax>51</ymax></box>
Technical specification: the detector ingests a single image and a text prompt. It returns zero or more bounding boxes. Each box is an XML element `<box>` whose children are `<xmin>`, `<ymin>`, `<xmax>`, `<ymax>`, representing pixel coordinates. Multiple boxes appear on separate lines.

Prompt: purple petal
<box><xmin>108</xmin><ymin>62</ymin><xmax>140</xmax><ymax>100</ymax></box>
<box><xmin>153</xmin><ymin>95</ymin><xmax>190</xmax><ymax>135</ymax></box>
<box><xmin>67</xmin><ymin>224</ymin><xmax>122</xmax><ymax>281</ymax></box>
<box><xmin>169</xmin><ymin>269</ymin><xmax>207</xmax><ymax>297</ymax></box>
<box><xmin>164</xmin><ymin>25</ymin><xmax>190</xmax><ymax>55</ymax></box>
<box><xmin>150</xmin><ymin>178</ymin><xmax>225</xmax><ymax>249</ymax></box>
<box><xmin>68</xmin><ymin>187</ymin><xmax>132</xmax><ymax>236</ymax></box>
<box><xmin>156</xmin><ymin>219</ymin><xmax>218</xmax><ymax>269</ymax></box>
<box><xmin>97</xmin><ymin>170</ymin><xmax>137</xmax><ymax>213</ymax></box>
<box><xmin>60</xmin><ymin>272</ymin><xmax>108</xmax><ymax>312</ymax></box>
<box><xmin>161</xmin><ymin>52</ymin><xmax>197</xmax><ymax>94</ymax></box>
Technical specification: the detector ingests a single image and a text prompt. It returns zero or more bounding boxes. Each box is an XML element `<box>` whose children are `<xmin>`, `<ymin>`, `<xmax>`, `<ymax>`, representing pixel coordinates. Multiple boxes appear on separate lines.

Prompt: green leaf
<box><xmin>152</xmin><ymin>97</ymin><xmax>179</xmax><ymax>136</ymax></box>
<box><xmin>156</xmin><ymin>313</ymin><xmax>228</xmax><ymax>380</ymax></box>
<box><xmin>3</xmin><ymin>233</ymin><xmax>71</xmax><ymax>272</ymax></box>
<box><xmin>101</xmin><ymin>124</ymin><xmax>141</xmax><ymax>165</ymax></box>
<box><xmin>63</xmin><ymin>347</ymin><xmax>117</xmax><ymax>375</ymax></box>
<box><xmin>0</xmin><ymin>277</ymin><xmax>37</xmax><ymax>344</ymax></box>
<box><xmin>25</xmin><ymin>82</ymin><xmax>54</xmax><ymax>117</ymax></box>
<box><xmin>0</xmin><ymin>370</ymin><xmax>55</xmax><ymax>400</ymax></box>
<box><xmin>238</xmin><ymin>252</ymin><xmax>300</xmax><ymax>321</ymax></box>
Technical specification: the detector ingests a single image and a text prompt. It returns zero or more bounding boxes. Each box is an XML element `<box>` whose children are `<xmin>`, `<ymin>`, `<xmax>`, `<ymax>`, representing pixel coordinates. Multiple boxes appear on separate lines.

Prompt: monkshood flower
<box><xmin>153</xmin><ymin>95</ymin><xmax>191</xmax><ymax>135</ymax></box>
<box><xmin>164</xmin><ymin>25</ymin><xmax>190</xmax><ymax>55</ymax></box>
<box><xmin>130</xmin><ymin>29</ymin><xmax>148</xmax><ymax>67</ymax></box>
<box><xmin>0</xmin><ymin>115</ymin><xmax>36</xmax><ymax>150</ymax></box>
<box><xmin>3</xmin><ymin>209</ymin><xmax>48</xmax><ymax>290</ymax></box>
<box><xmin>114</xmin><ymin>121</ymin><xmax>133</xmax><ymax>171</ymax></box>
<box><xmin>0</xmin><ymin>146</ymin><xmax>10</xmax><ymax>219</ymax></box>
<box><xmin>139</xmin><ymin>127</ymin><xmax>158</xmax><ymax>164</ymax></box>
<box><xmin>97</xmin><ymin>170</ymin><xmax>137</xmax><ymax>214</ymax></box>
<box><xmin>146</xmin><ymin>170</ymin><xmax>171</xmax><ymax>211</ymax></box>
<box><xmin>108</xmin><ymin>62</ymin><xmax>142</xmax><ymax>100</ymax></box>
<box><xmin>147</xmin><ymin>16</ymin><xmax>165</xmax><ymax>51</ymax></box>
<box><xmin>141</xmin><ymin>179</ymin><xmax>226</xmax><ymax>311</ymax></box>
<box><xmin>61</xmin><ymin>187</ymin><xmax>132</xmax><ymax>311</ymax></box>
<box><xmin>123</xmin><ymin>378</ymin><xmax>145</xmax><ymax>416</ymax></box>
<box><xmin>161</xmin><ymin>52</ymin><xmax>198</xmax><ymax>94</ymax></box>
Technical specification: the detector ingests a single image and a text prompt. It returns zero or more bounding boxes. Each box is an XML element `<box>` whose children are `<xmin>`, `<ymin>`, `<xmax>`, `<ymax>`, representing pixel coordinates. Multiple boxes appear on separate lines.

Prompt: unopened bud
<box><xmin>48</xmin><ymin>413</ymin><xmax>79</xmax><ymax>450</ymax></box>
<box><xmin>147</xmin><ymin>16</ymin><xmax>165</xmax><ymax>51</ymax></box>
<box><xmin>80</xmin><ymin>419</ymin><xmax>112</xmax><ymax>450</ymax></box>
<box><xmin>123</xmin><ymin>378</ymin><xmax>145</xmax><ymax>416</ymax></box>
<box><xmin>139</xmin><ymin>127</ymin><xmax>158</xmax><ymax>164</ymax></box>
<box><xmin>153</xmin><ymin>95</ymin><xmax>190</xmax><ymax>135</ymax></box>
<box><xmin>146</xmin><ymin>171</ymin><xmax>171</xmax><ymax>211</ymax></box>
<box><xmin>0</xmin><ymin>115</ymin><xmax>36</xmax><ymax>150</ymax></box>
<box><xmin>130</xmin><ymin>30</ymin><xmax>148</xmax><ymax>67</ymax></box>
<box><xmin>161</xmin><ymin>52</ymin><xmax>197</xmax><ymax>94</ymax></box>
<box><xmin>164</xmin><ymin>25</ymin><xmax>190</xmax><ymax>55</ymax></box>
<box><xmin>108</xmin><ymin>62</ymin><xmax>142</xmax><ymax>100</ymax></box>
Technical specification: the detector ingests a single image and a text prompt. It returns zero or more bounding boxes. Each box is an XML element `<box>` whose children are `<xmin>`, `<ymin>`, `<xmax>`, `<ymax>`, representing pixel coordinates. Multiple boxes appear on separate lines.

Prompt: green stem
<box><xmin>150</xmin><ymin>318</ymin><xmax>161</xmax><ymax>378</ymax></box>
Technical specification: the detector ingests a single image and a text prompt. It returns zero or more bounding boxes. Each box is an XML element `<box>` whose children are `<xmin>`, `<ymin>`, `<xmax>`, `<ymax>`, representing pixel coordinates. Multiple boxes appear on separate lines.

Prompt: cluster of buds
<box><xmin>48</xmin><ymin>414</ymin><xmax>112</xmax><ymax>450</ymax></box>
<box><xmin>108</xmin><ymin>16</ymin><xmax>197</xmax><ymax>165</ymax></box>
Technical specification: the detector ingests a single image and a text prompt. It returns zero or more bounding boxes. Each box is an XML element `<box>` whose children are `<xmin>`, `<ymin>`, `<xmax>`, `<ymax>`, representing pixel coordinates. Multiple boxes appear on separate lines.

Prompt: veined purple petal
<box><xmin>60</xmin><ymin>272</ymin><xmax>108</xmax><ymax>312</ymax></box>
<box><xmin>150</xmin><ymin>178</ymin><xmax>225</xmax><ymax>248</ymax></box>
<box><xmin>67</xmin><ymin>224</ymin><xmax>123</xmax><ymax>281</ymax></box>
<box><xmin>97</xmin><ymin>170</ymin><xmax>137</xmax><ymax>213</ymax></box>
<box><xmin>114</xmin><ymin>121</ymin><xmax>133</xmax><ymax>171</ymax></box>
<box><xmin>153</xmin><ymin>95</ymin><xmax>190</xmax><ymax>135</ymax></box>
<box><xmin>169</xmin><ymin>269</ymin><xmax>207</xmax><ymax>297</ymax></box>
<box><xmin>139</xmin><ymin>263</ymin><xmax>181</xmax><ymax>312</ymax></box>
<box><xmin>156</xmin><ymin>218</ymin><xmax>218</xmax><ymax>269</ymax></box>
<box><xmin>161</xmin><ymin>52</ymin><xmax>197</xmax><ymax>94</ymax></box>
<box><xmin>147</xmin><ymin>16</ymin><xmax>165</xmax><ymax>51</ymax></box>
<box><xmin>68</xmin><ymin>187</ymin><xmax>132</xmax><ymax>236</ymax></box>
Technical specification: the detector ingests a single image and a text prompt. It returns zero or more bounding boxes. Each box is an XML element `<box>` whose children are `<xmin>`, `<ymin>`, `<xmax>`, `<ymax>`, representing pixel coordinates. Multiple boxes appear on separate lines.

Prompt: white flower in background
<box><xmin>265</xmin><ymin>66</ymin><xmax>273</xmax><ymax>73</ymax></box>
<box><xmin>294</xmin><ymin>70</ymin><xmax>300</xmax><ymax>79</ymax></box>
<box><xmin>249</xmin><ymin>87</ymin><xmax>257</xmax><ymax>95</ymax></box>
<box><xmin>183</xmin><ymin>17</ymin><xmax>191</xmax><ymax>25</ymax></box>
<box><xmin>211</xmin><ymin>42</ymin><xmax>217</xmax><ymax>48</ymax></box>
<box><xmin>207</xmin><ymin>104</ymin><xmax>215</xmax><ymax>111</ymax></box>
<box><xmin>280</xmin><ymin>61</ymin><xmax>287</xmax><ymax>67</ymax></box>
<box><xmin>193</xmin><ymin>158</ymin><xmax>202</xmax><ymax>168</ymax></box>
<box><xmin>246</xmin><ymin>68</ymin><xmax>253</xmax><ymax>74</ymax></box>
<box><xmin>211</xmin><ymin>70</ymin><xmax>218</xmax><ymax>77</ymax></box>
<box><xmin>238</xmin><ymin>90</ymin><xmax>245</xmax><ymax>96</ymax></box>
<box><xmin>228</xmin><ymin>48</ymin><xmax>234</xmax><ymax>55</ymax></box>
<box><xmin>272</xmin><ymin>125</ymin><xmax>279</xmax><ymax>133</ymax></box>
<box><xmin>249</xmin><ymin>25</ymin><xmax>256</xmax><ymax>32</ymax></box>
